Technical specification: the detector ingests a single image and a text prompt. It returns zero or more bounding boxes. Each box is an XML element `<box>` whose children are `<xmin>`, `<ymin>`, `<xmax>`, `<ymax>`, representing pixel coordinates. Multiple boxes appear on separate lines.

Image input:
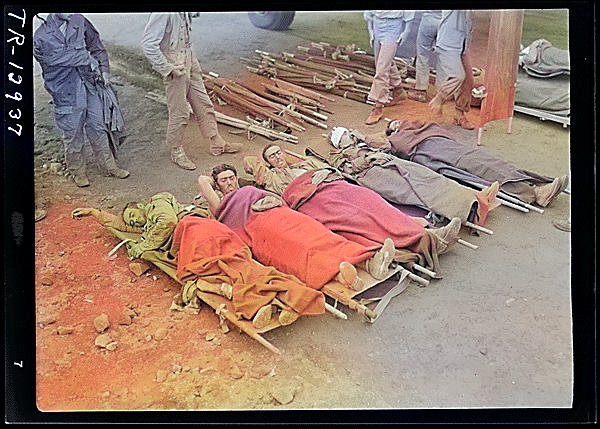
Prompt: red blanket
<box><xmin>282</xmin><ymin>172</ymin><xmax>426</xmax><ymax>250</ymax></box>
<box><xmin>172</xmin><ymin>217</ymin><xmax>325</xmax><ymax>318</ymax></box>
<box><xmin>216</xmin><ymin>186</ymin><xmax>376</xmax><ymax>289</ymax></box>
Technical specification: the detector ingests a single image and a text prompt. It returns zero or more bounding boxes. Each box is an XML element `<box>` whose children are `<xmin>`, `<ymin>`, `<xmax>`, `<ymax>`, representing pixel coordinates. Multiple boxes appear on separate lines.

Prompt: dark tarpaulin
<box><xmin>97</xmin><ymin>80</ymin><xmax>127</xmax><ymax>157</ymax></box>
<box><xmin>385</xmin><ymin>120</ymin><xmax>554</xmax><ymax>204</ymax></box>
<box><xmin>515</xmin><ymin>39</ymin><xmax>570</xmax><ymax>116</ymax></box>
<box><xmin>404</xmin><ymin>137</ymin><xmax>553</xmax><ymax>203</ymax></box>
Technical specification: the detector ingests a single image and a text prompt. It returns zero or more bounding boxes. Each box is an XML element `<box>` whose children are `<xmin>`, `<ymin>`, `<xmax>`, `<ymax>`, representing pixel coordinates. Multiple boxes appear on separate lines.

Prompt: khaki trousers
<box><xmin>164</xmin><ymin>55</ymin><xmax>218</xmax><ymax>148</ymax></box>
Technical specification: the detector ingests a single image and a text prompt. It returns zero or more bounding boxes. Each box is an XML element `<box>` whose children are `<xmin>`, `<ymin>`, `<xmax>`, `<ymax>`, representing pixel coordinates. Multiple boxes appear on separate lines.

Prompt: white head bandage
<box><xmin>329</xmin><ymin>127</ymin><xmax>350</xmax><ymax>148</ymax></box>
<box><xmin>264</xmin><ymin>145</ymin><xmax>281</xmax><ymax>159</ymax></box>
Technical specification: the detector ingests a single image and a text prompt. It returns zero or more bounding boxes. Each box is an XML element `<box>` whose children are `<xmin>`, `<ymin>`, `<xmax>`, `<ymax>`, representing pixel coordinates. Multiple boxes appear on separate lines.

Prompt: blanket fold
<box><xmin>172</xmin><ymin>216</ymin><xmax>325</xmax><ymax>318</ymax></box>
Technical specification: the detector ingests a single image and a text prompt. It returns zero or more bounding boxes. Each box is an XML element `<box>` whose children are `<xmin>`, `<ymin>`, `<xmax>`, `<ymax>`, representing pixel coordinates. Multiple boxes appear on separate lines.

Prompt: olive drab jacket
<box><xmin>129</xmin><ymin>192</ymin><xmax>209</xmax><ymax>258</ymax></box>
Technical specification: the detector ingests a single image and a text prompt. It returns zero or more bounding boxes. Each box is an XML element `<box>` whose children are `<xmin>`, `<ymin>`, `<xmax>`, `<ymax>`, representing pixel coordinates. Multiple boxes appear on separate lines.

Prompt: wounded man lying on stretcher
<box><xmin>72</xmin><ymin>192</ymin><xmax>326</xmax><ymax>329</ymax></box>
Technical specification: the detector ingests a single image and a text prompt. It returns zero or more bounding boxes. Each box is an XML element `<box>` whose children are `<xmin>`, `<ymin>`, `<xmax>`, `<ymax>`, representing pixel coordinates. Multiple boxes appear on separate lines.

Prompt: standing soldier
<box><xmin>428</xmin><ymin>10</ymin><xmax>476</xmax><ymax>129</ymax></box>
<box><xmin>141</xmin><ymin>12</ymin><xmax>242</xmax><ymax>170</ymax></box>
<box><xmin>364</xmin><ymin>10</ymin><xmax>414</xmax><ymax>125</ymax></box>
<box><xmin>33</xmin><ymin>13</ymin><xmax>130</xmax><ymax>187</ymax></box>
<box><xmin>410</xmin><ymin>10</ymin><xmax>442</xmax><ymax>103</ymax></box>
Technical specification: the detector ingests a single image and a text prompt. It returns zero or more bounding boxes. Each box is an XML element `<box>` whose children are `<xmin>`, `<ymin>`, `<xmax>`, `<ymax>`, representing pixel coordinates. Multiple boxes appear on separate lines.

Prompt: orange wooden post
<box><xmin>478</xmin><ymin>10</ymin><xmax>524</xmax><ymax>145</ymax></box>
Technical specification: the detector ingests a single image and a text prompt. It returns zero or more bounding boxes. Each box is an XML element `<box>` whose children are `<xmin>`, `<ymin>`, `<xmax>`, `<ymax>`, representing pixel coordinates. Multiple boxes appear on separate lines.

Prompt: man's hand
<box><xmin>197</xmin><ymin>175</ymin><xmax>215</xmax><ymax>188</ymax></box>
<box><xmin>126</xmin><ymin>242</ymin><xmax>144</xmax><ymax>260</ymax></box>
<box><xmin>101</xmin><ymin>71</ymin><xmax>111</xmax><ymax>85</ymax></box>
<box><xmin>311</xmin><ymin>168</ymin><xmax>332</xmax><ymax>185</ymax></box>
<box><xmin>397</xmin><ymin>29</ymin><xmax>409</xmax><ymax>46</ymax></box>
<box><xmin>171</xmin><ymin>64</ymin><xmax>185</xmax><ymax>77</ymax></box>
<box><xmin>72</xmin><ymin>208</ymin><xmax>98</xmax><ymax>219</ymax></box>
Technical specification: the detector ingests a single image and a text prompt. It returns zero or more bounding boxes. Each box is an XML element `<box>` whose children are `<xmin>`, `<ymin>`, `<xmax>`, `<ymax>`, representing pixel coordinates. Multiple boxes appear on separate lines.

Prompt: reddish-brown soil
<box><xmin>25</xmin><ymin>10</ymin><xmax>577</xmax><ymax>417</ymax></box>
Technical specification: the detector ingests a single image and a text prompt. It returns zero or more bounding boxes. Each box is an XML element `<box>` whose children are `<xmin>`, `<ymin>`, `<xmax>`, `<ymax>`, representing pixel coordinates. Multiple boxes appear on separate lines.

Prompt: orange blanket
<box><xmin>216</xmin><ymin>186</ymin><xmax>377</xmax><ymax>290</ymax></box>
<box><xmin>172</xmin><ymin>217</ymin><xmax>325</xmax><ymax>319</ymax></box>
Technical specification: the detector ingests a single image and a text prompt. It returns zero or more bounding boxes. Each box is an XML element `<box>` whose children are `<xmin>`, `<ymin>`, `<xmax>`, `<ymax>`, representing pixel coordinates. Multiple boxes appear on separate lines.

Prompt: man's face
<box><xmin>265</xmin><ymin>148</ymin><xmax>288</xmax><ymax>169</ymax></box>
<box><xmin>122</xmin><ymin>205</ymin><xmax>147</xmax><ymax>228</ymax></box>
<box><xmin>56</xmin><ymin>13</ymin><xmax>74</xmax><ymax>20</ymax></box>
<box><xmin>215</xmin><ymin>170</ymin><xmax>239</xmax><ymax>195</ymax></box>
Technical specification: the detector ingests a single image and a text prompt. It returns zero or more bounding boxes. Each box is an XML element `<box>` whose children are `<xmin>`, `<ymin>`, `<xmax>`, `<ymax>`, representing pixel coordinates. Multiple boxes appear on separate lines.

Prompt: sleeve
<box><xmin>141</xmin><ymin>13</ymin><xmax>174</xmax><ymax>77</ymax></box>
<box><xmin>32</xmin><ymin>30</ymin><xmax>45</xmax><ymax>64</ymax></box>
<box><xmin>243</xmin><ymin>156</ymin><xmax>272</xmax><ymax>187</ymax></box>
<box><xmin>90</xmin><ymin>209</ymin><xmax>144</xmax><ymax>233</ymax></box>
<box><xmin>83</xmin><ymin>16</ymin><xmax>110</xmax><ymax>73</ymax></box>
<box><xmin>137</xmin><ymin>199</ymin><xmax>180</xmax><ymax>252</ymax></box>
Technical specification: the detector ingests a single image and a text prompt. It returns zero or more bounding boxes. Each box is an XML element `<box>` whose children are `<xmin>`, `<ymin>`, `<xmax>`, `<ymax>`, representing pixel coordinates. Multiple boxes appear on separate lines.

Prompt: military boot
<box><xmin>66</xmin><ymin>152</ymin><xmax>90</xmax><ymax>187</ymax></box>
<box><xmin>102</xmin><ymin>155</ymin><xmax>130</xmax><ymax>178</ymax></box>
<box><xmin>209</xmin><ymin>135</ymin><xmax>243</xmax><ymax>156</ymax></box>
<box><xmin>72</xmin><ymin>171</ymin><xmax>90</xmax><ymax>187</ymax></box>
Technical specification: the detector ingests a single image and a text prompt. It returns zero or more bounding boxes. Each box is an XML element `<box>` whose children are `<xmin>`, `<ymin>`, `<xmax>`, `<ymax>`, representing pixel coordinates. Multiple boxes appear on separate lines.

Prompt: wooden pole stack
<box><xmin>144</xmin><ymin>90</ymin><xmax>299</xmax><ymax>144</ymax></box>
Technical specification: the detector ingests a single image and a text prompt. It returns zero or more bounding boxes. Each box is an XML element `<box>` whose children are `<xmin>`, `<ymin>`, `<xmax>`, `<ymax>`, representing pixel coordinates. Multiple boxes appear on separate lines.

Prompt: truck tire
<box><xmin>248</xmin><ymin>12</ymin><xmax>295</xmax><ymax>30</ymax></box>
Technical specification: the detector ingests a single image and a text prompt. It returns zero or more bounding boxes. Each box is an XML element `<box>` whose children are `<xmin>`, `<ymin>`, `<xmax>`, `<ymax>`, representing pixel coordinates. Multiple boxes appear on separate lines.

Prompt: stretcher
<box><xmin>104</xmin><ymin>226</ymin><xmax>420</xmax><ymax>354</ymax></box>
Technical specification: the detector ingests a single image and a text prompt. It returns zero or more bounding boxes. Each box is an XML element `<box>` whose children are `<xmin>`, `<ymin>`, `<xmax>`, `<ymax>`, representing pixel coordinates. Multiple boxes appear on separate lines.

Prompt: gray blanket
<box><xmin>405</xmin><ymin>137</ymin><xmax>554</xmax><ymax>203</ymax></box>
<box><xmin>515</xmin><ymin>39</ymin><xmax>570</xmax><ymax>116</ymax></box>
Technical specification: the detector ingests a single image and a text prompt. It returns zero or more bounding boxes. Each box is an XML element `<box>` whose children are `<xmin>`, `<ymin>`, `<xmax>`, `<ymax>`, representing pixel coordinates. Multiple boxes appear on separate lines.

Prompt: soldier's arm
<box><xmin>83</xmin><ymin>16</ymin><xmax>110</xmax><ymax>73</ymax></box>
<box><xmin>243</xmin><ymin>156</ymin><xmax>272</xmax><ymax>186</ymax></box>
<box><xmin>72</xmin><ymin>208</ymin><xmax>142</xmax><ymax>233</ymax></box>
<box><xmin>141</xmin><ymin>13</ymin><xmax>174</xmax><ymax>77</ymax></box>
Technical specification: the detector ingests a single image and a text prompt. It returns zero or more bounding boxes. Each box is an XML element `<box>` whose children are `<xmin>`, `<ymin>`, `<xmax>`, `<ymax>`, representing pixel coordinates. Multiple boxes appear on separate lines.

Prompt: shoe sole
<box><xmin>438</xmin><ymin>218</ymin><xmax>462</xmax><ymax>254</ymax></box>
<box><xmin>172</xmin><ymin>160</ymin><xmax>196</xmax><ymax>170</ymax></box>
<box><xmin>538</xmin><ymin>177</ymin><xmax>567</xmax><ymax>207</ymax></box>
<box><xmin>252</xmin><ymin>305</ymin><xmax>273</xmax><ymax>329</ymax></box>
<box><xmin>337</xmin><ymin>261</ymin><xmax>361</xmax><ymax>290</ymax></box>
<box><xmin>279</xmin><ymin>309</ymin><xmax>299</xmax><ymax>326</ymax></box>
<box><xmin>368</xmin><ymin>238</ymin><xmax>395</xmax><ymax>280</ymax></box>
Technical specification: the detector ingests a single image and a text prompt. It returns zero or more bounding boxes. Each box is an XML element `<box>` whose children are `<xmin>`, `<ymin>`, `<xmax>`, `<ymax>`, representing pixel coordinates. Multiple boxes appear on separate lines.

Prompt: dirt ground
<box><xmin>19</xmin><ymin>10</ymin><xmax>588</xmax><ymax>422</ymax></box>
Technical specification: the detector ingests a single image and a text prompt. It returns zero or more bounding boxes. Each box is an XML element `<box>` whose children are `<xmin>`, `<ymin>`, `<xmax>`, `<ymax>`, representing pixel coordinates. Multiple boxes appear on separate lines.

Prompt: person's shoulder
<box><xmin>151</xmin><ymin>191</ymin><xmax>177</xmax><ymax>202</ymax></box>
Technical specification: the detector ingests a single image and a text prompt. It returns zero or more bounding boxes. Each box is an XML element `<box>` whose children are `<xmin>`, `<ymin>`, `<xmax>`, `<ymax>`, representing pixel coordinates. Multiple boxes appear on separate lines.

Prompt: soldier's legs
<box><xmin>189</xmin><ymin>59</ymin><xmax>242</xmax><ymax>156</ymax></box>
<box><xmin>369</xmin><ymin>40</ymin><xmax>401</xmax><ymax>104</ymax></box>
<box><xmin>165</xmin><ymin>73</ymin><xmax>196</xmax><ymax>169</ymax></box>
<box><xmin>415</xmin><ymin>15</ymin><xmax>439</xmax><ymax>92</ymax></box>
<box><xmin>165</xmin><ymin>73</ymin><xmax>190</xmax><ymax>148</ymax></box>
<box><xmin>188</xmin><ymin>59</ymin><xmax>218</xmax><ymax>140</ymax></box>
<box><xmin>56</xmin><ymin>106</ymin><xmax>89</xmax><ymax>187</ymax></box>
<box><xmin>84</xmin><ymin>88</ymin><xmax>129</xmax><ymax>178</ymax></box>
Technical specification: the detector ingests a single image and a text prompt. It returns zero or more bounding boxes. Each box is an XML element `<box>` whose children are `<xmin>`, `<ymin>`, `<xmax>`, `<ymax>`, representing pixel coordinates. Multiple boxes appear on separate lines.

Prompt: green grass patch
<box><xmin>105</xmin><ymin>43</ymin><xmax>164</xmax><ymax>92</ymax></box>
<box><xmin>286</xmin><ymin>10</ymin><xmax>569</xmax><ymax>52</ymax></box>
<box><xmin>288</xmin><ymin>12</ymin><xmax>370</xmax><ymax>50</ymax></box>
<box><xmin>522</xmin><ymin>9</ymin><xmax>569</xmax><ymax>49</ymax></box>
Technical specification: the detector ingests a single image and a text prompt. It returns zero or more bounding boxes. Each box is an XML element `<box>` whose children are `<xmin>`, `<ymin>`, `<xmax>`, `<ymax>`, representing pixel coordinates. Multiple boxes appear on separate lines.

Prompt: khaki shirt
<box><xmin>137</xmin><ymin>192</ymin><xmax>208</xmax><ymax>254</ymax></box>
<box><xmin>244</xmin><ymin>153</ymin><xmax>327</xmax><ymax>195</ymax></box>
<box><xmin>141</xmin><ymin>12</ymin><xmax>195</xmax><ymax>77</ymax></box>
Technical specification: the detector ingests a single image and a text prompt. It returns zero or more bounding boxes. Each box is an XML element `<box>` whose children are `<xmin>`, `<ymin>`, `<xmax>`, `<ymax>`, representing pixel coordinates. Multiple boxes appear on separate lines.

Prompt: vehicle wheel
<box><xmin>248</xmin><ymin>12</ymin><xmax>295</xmax><ymax>30</ymax></box>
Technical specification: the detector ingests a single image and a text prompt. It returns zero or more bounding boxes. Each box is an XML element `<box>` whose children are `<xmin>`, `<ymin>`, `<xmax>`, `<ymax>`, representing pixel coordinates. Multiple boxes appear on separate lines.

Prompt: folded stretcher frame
<box><xmin>105</xmin><ymin>227</ymin><xmax>422</xmax><ymax>355</ymax></box>
<box><xmin>513</xmin><ymin>105</ymin><xmax>570</xmax><ymax>128</ymax></box>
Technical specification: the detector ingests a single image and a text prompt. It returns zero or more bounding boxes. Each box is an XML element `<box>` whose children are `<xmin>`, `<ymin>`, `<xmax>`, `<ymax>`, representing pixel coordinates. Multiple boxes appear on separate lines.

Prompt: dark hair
<box><xmin>121</xmin><ymin>201</ymin><xmax>140</xmax><ymax>219</ymax></box>
<box><xmin>211</xmin><ymin>164</ymin><xmax>237</xmax><ymax>182</ymax></box>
